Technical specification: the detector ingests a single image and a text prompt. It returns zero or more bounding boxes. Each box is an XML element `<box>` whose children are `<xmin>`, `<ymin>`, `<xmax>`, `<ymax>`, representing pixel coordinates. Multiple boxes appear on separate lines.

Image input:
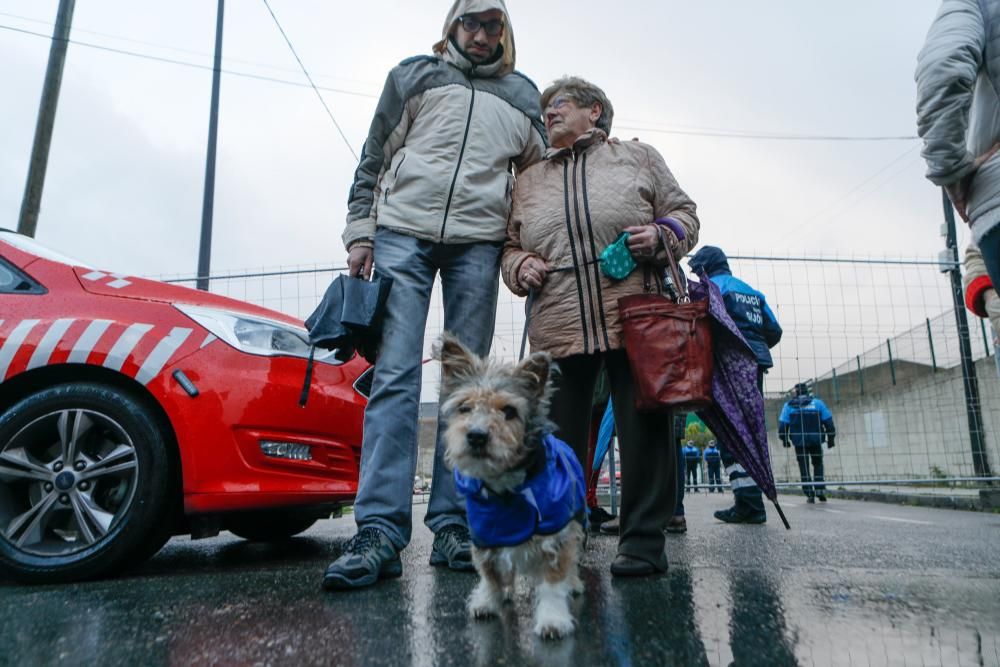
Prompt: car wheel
<box><xmin>0</xmin><ymin>383</ymin><xmax>174</xmax><ymax>583</ymax></box>
<box><xmin>226</xmin><ymin>510</ymin><xmax>318</xmax><ymax>542</ymax></box>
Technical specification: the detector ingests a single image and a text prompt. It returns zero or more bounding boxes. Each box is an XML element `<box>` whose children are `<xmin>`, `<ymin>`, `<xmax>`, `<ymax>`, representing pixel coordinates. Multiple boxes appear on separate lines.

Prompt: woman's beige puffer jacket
<box><xmin>501</xmin><ymin>129</ymin><xmax>699</xmax><ymax>359</ymax></box>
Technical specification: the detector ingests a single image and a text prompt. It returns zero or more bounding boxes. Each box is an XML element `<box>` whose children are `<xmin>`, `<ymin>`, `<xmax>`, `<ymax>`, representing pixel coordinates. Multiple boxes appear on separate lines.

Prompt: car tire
<box><xmin>226</xmin><ymin>510</ymin><xmax>318</xmax><ymax>542</ymax></box>
<box><xmin>0</xmin><ymin>383</ymin><xmax>175</xmax><ymax>583</ymax></box>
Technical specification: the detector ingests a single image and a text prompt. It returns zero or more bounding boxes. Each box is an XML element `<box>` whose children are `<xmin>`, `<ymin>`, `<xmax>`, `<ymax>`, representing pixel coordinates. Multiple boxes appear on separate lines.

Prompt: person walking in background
<box><xmin>324</xmin><ymin>0</ymin><xmax>546</xmax><ymax>591</ymax></box>
<box><xmin>703</xmin><ymin>440</ymin><xmax>722</xmax><ymax>492</ymax></box>
<box><xmin>689</xmin><ymin>246</ymin><xmax>782</xmax><ymax>524</ymax></box>
<box><xmin>917</xmin><ymin>0</ymin><xmax>1000</xmax><ymax>291</ymax></box>
<box><xmin>779</xmin><ymin>383</ymin><xmax>837</xmax><ymax>503</ymax></box>
<box><xmin>502</xmin><ymin>75</ymin><xmax>700</xmax><ymax>576</ymax></box>
<box><xmin>682</xmin><ymin>441</ymin><xmax>701</xmax><ymax>492</ymax></box>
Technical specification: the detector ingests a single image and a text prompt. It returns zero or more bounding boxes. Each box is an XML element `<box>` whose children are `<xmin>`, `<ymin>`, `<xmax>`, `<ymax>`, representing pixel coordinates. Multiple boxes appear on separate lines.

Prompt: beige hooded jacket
<box><xmin>343</xmin><ymin>0</ymin><xmax>546</xmax><ymax>251</ymax></box>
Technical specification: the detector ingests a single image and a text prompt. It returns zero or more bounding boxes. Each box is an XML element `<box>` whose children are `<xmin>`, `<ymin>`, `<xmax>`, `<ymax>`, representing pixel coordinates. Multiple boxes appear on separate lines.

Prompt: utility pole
<box><xmin>197</xmin><ymin>0</ymin><xmax>225</xmax><ymax>291</ymax></box>
<box><xmin>17</xmin><ymin>0</ymin><xmax>75</xmax><ymax>238</ymax></box>
<box><xmin>941</xmin><ymin>188</ymin><xmax>991</xmax><ymax>477</ymax></box>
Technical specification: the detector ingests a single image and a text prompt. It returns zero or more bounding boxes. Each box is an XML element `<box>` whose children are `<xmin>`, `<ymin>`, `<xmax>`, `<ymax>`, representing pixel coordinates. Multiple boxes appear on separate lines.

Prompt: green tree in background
<box><xmin>684</xmin><ymin>415</ymin><xmax>716</xmax><ymax>449</ymax></box>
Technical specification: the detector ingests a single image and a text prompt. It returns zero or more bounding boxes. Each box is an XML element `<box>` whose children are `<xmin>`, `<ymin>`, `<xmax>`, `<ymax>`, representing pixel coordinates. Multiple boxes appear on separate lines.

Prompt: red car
<box><xmin>0</xmin><ymin>229</ymin><xmax>370</xmax><ymax>583</ymax></box>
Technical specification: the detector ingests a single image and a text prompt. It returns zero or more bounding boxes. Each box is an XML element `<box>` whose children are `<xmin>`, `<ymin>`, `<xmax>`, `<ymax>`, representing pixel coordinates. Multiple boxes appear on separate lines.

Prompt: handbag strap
<box><xmin>651</xmin><ymin>225</ymin><xmax>690</xmax><ymax>303</ymax></box>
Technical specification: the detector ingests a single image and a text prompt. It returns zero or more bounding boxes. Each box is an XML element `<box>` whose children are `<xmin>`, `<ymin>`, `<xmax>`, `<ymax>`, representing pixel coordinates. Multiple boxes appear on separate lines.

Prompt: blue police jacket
<box><xmin>689</xmin><ymin>246</ymin><xmax>782</xmax><ymax>368</ymax></box>
<box><xmin>779</xmin><ymin>396</ymin><xmax>836</xmax><ymax>447</ymax></box>
<box><xmin>682</xmin><ymin>445</ymin><xmax>701</xmax><ymax>462</ymax></box>
<box><xmin>703</xmin><ymin>446</ymin><xmax>721</xmax><ymax>465</ymax></box>
<box><xmin>454</xmin><ymin>433</ymin><xmax>586</xmax><ymax>548</ymax></box>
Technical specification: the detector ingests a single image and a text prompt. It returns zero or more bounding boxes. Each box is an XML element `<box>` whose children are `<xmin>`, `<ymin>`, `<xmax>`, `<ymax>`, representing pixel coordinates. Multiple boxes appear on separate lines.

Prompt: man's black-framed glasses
<box><xmin>458</xmin><ymin>15</ymin><xmax>504</xmax><ymax>36</ymax></box>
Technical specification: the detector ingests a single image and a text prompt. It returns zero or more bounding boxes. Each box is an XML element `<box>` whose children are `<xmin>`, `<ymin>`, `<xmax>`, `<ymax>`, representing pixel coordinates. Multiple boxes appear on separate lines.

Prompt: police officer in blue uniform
<box><xmin>689</xmin><ymin>246</ymin><xmax>782</xmax><ymax>523</ymax></box>
<box><xmin>681</xmin><ymin>441</ymin><xmax>702</xmax><ymax>492</ymax></box>
<box><xmin>703</xmin><ymin>440</ymin><xmax>722</xmax><ymax>492</ymax></box>
<box><xmin>779</xmin><ymin>382</ymin><xmax>836</xmax><ymax>503</ymax></box>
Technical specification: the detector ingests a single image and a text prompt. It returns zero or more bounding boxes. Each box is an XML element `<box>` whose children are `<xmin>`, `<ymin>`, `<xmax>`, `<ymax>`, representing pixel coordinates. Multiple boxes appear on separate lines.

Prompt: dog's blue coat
<box><xmin>454</xmin><ymin>433</ymin><xmax>587</xmax><ymax>548</ymax></box>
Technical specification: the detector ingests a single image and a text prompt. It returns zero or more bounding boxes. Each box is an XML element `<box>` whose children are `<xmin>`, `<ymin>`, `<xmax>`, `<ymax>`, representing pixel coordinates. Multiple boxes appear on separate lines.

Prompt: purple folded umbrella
<box><xmin>690</xmin><ymin>274</ymin><xmax>790</xmax><ymax>529</ymax></box>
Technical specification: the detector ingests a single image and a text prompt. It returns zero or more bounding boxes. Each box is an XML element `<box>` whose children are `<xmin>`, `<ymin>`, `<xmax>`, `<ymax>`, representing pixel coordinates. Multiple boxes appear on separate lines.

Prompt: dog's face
<box><xmin>433</xmin><ymin>333</ymin><xmax>552</xmax><ymax>487</ymax></box>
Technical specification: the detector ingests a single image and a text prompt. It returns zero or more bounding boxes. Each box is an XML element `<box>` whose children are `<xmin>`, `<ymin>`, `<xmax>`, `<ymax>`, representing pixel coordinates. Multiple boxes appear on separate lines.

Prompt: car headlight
<box><xmin>174</xmin><ymin>303</ymin><xmax>342</xmax><ymax>364</ymax></box>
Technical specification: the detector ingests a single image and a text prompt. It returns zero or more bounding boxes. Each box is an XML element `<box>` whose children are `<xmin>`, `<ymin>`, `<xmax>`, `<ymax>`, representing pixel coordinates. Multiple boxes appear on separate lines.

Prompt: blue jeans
<box><xmin>352</xmin><ymin>229</ymin><xmax>501</xmax><ymax>550</ymax></box>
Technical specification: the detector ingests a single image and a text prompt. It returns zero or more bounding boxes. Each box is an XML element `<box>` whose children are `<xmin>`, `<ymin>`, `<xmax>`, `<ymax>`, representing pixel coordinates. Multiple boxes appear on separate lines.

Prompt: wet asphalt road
<box><xmin>1</xmin><ymin>494</ymin><xmax>999</xmax><ymax>667</ymax></box>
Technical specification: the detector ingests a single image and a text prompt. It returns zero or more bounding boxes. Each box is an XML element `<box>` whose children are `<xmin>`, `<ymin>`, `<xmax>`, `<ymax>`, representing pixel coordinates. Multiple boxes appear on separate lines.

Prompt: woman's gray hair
<box><xmin>540</xmin><ymin>76</ymin><xmax>614</xmax><ymax>134</ymax></box>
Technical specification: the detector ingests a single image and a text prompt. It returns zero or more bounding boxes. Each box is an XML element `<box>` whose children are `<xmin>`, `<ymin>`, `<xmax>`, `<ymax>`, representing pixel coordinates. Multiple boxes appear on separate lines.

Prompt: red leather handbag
<box><xmin>618</xmin><ymin>229</ymin><xmax>713</xmax><ymax>412</ymax></box>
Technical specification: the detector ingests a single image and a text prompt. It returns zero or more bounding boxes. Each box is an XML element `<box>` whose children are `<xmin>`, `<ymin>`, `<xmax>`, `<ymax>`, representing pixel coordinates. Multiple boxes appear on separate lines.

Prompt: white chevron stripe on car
<box><xmin>26</xmin><ymin>319</ymin><xmax>76</xmax><ymax>370</ymax></box>
<box><xmin>103</xmin><ymin>323</ymin><xmax>154</xmax><ymax>372</ymax></box>
<box><xmin>68</xmin><ymin>320</ymin><xmax>113</xmax><ymax>363</ymax></box>
<box><xmin>135</xmin><ymin>327</ymin><xmax>193</xmax><ymax>385</ymax></box>
<box><xmin>0</xmin><ymin>320</ymin><xmax>41</xmax><ymax>380</ymax></box>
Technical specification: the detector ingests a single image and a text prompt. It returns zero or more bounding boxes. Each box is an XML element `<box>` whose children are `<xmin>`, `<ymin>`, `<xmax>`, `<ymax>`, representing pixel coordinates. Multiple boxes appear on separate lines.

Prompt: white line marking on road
<box><xmin>868</xmin><ymin>515</ymin><xmax>933</xmax><ymax>525</ymax></box>
<box><xmin>820</xmin><ymin>509</ymin><xmax>846</xmax><ymax>514</ymax></box>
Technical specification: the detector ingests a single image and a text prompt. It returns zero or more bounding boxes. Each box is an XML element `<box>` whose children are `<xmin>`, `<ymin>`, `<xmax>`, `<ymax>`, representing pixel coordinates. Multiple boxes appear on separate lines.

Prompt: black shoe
<box><xmin>588</xmin><ymin>506</ymin><xmax>617</xmax><ymax>531</ymax></box>
<box><xmin>322</xmin><ymin>527</ymin><xmax>401</xmax><ymax>590</ymax></box>
<box><xmin>610</xmin><ymin>554</ymin><xmax>665</xmax><ymax>577</ymax></box>
<box><xmin>599</xmin><ymin>516</ymin><xmax>620</xmax><ymax>535</ymax></box>
<box><xmin>806</xmin><ymin>496</ymin><xmax>816</xmax><ymax>504</ymax></box>
<box><xmin>665</xmin><ymin>516</ymin><xmax>687</xmax><ymax>534</ymax></box>
<box><xmin>714</xmin><ymin>507</ymin><xmax>766</xmax><ymax>524</ymax></box>
<box><xmin>429</xmin><ymin>524</ymin><xmax>475</xmax><ymax>572</ymax></box>
<box><xmin>817</xmin><ymin>494</ymin><xmax>827</xmax><ymax>502</ymax></box>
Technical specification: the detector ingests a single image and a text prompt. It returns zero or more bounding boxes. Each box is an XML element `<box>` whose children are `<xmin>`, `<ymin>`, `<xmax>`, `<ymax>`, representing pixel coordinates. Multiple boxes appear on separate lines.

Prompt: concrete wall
<box><xmin>766</xmin><ymin>357</ymin><xmax>1000</xmax><ymax>483</ymax></box>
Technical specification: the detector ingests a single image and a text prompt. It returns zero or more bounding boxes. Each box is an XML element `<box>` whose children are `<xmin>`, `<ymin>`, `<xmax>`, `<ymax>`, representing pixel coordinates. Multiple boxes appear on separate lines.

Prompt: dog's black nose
<box><xmin>466</xmin><ymin>429</ymin><xmax>489</xmax><ymax>450</ymax></box>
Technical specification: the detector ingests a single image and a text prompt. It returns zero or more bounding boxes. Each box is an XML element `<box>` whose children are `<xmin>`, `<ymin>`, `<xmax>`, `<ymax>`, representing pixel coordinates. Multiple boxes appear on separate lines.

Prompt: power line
<box><xmin>259</xmin><ymin>0</ymin><xmax>358</xmax><ymax>161</ymax></box>
<box><xmin>0</xmin><ymin>23</ymin><xmax>378</xmax><ymax>99</ymax></box>
<box><xmin>782</xmin><ymin>143</ymin><xmax>923</xmax><ymax>245</ymax></box>
<box><xmin>1</xmin><ymin>19</ymin><xmax>920</xmax><ymax>145</ymax></box>
<box><xmin>0</xmin><ymin>9</ymin><xmax>380</xmax><ymax>89</ymax></box>
<box><xmin>616</xmin><ymin>124</ymin><xmax>919</xmax><ymax>142</ymax></box>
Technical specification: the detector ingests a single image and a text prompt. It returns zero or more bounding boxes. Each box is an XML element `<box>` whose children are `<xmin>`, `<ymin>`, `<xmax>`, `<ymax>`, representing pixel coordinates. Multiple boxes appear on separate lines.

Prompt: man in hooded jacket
<box><xmin>323</xmin><ymin>0</ymin><xmax>547</xmax><ymax>591</ymax></box>
<box><xmin>689</xmin><ymin>246</ymin><xmax>782</xmax><ymax>524</ymax></box>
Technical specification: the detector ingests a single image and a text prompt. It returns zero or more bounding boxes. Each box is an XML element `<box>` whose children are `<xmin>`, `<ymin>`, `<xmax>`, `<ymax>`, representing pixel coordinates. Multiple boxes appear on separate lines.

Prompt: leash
<box><xmin>517</xmin><ymin>264</ymin><xmax>586</xmax><ymax>361</ymax></box>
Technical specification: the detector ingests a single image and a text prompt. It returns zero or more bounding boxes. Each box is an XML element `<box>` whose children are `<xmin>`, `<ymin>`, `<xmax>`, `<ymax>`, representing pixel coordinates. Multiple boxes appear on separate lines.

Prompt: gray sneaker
<box><xmin>429</xmin><ymin>524</ymin><xmax>475</xmax><ymax>572</ymax></box>
<box><xmin>322</xmin><ymin>526</ymin><xmax>402</xmax><ymax>590</ymax></box>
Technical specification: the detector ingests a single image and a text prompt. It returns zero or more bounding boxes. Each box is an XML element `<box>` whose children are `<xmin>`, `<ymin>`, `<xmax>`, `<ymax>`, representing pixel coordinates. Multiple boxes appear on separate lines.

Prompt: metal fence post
<box><xmin>887</xmin><ymin>338</ymin><xmax>896</xmax><ymax>385</ymax></box>
<box><xmin>942</xmin><ymin>188</ymin><xmax>991</xmax><ymax>478</ymax></box>
<box><xmin>927</xmin><ymin>318</ymin><xmax>938</xmax><ymax>372</ymax></box>
<box><xmin>832</xmin><ymin>367</ymin><xmax>839</xmax><ymax>402</ymax></box>
<box><xmin>857</xmin><ymin>355</ymin><xmax>865</xmax><ymax>395</ymax></box>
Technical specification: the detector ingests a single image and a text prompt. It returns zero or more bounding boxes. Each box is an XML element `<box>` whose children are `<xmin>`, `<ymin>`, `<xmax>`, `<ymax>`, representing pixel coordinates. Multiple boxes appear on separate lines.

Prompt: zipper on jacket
<box><xmin>440</xmin><ymin>81</ymin><xmax>476</xmax><ymax>240</ymax></box>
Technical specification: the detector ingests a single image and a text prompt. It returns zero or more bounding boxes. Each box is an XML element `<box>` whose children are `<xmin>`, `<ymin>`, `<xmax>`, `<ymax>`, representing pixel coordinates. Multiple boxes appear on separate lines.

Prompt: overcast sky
<box><xmin>1</xmin><ymin>0</ymin><xmax>955</xmax><ymax>279</ymax></box>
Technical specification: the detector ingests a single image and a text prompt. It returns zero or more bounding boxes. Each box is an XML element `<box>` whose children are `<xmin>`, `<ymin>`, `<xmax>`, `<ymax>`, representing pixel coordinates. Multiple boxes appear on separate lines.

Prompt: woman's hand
<box><xmin>624</xmin><ymin>224</ymin><xmax>676</xmax><ymax>259</ymax></box>
<box><xmin>518</xmin><ymin>256</ymin><xmax>550</xmax><ymax>289</ymax></box>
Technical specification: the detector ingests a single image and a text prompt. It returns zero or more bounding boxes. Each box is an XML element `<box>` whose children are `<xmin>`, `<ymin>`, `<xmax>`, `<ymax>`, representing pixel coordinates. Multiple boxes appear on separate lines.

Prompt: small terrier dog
<box><xmin>434</xmin><ymin>333</ymin><xmax>586</xmax><ymax>640</ymax></box>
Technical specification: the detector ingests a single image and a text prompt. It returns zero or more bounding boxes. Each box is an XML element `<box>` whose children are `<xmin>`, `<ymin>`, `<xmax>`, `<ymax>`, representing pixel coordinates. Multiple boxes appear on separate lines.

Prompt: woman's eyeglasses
<box><xmin>458</xmin><ymin>15</ymin><xmax>504</xmax><ymax>37</ymax></box>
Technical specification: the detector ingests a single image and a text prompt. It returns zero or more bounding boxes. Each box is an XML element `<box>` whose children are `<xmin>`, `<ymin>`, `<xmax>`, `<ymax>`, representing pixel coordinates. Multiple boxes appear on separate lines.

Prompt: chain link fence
<box><xmin>161</xmin><ymin>252</ymin><xmax>1000</xmax><ymax>491</ymax></box>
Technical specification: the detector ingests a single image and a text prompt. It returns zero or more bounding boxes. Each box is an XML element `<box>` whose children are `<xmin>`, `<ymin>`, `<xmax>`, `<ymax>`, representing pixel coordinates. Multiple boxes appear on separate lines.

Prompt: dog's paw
<box><xmin>534</xmin><ymin>614</ymin><xmax>575</xmax><ymax>640</ymax></box>
<box><xmin>468</xmin><ymin>583</ymin><xmax>501</xmax><ymax>620</ymax></box>
<box><xmin>469</xmin><ymin>599</ymin><xmax>501</xmax><ymax>620</ymax></box>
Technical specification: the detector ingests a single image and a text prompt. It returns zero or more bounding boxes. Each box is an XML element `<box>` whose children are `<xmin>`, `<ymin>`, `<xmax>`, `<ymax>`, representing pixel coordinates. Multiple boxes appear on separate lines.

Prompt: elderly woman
<box><xmin>501</xmin><ymin>76</ymin><xmax>699</xmax><ymax>577</ymax></box>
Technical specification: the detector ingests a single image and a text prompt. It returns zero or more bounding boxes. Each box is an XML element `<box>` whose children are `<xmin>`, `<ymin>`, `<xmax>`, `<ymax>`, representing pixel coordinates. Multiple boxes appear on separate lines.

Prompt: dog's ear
<box><xmin>433</xmin><ymin>332</ymin><xmax>481</xmax><ymax>393</ymax></box>
<box><xmin>515</xmin><ymin>351</ymin><xmax>551</xmax><ymax>398</ymax></box>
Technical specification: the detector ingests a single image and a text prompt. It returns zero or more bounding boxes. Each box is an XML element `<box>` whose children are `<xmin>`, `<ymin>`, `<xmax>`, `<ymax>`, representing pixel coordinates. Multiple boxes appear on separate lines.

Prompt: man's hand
<box><xmin>348</xmin><ymin>246</ymin><xmax>374</xmax><ymax>280</ymax></box>
<box><xmin>947</xmin><ymin>142</ymin><xmax>1000</xmax><ymax>222</ymax></box>
<box><xmin>518</xmin><ymin>256</ymin><xmax>550</xmax><ymax>289</ymax></box>
<box><xmin>826</xmin><ymin>436</ymin><xmax>836</xmax><ymax>449</ymax></box>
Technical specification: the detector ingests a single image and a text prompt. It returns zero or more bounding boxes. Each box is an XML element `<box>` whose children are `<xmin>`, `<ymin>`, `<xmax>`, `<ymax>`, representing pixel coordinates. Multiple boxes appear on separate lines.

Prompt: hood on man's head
<box><xmin>433</xmin><ymin>0</ymin><xmax>516</xmax><ymax>75</ymax></box>
<box><xmin>688</xmin><ymin>246</ymin><xmax>732</xmax><ymax>277</ymax></box>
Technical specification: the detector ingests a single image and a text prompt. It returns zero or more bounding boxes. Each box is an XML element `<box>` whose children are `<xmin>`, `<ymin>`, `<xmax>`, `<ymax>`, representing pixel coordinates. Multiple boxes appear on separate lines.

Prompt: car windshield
<box><xmin>0</xmin><ymin>229</ymin><xmax>93</xmax><ymax>269</ymax></box>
